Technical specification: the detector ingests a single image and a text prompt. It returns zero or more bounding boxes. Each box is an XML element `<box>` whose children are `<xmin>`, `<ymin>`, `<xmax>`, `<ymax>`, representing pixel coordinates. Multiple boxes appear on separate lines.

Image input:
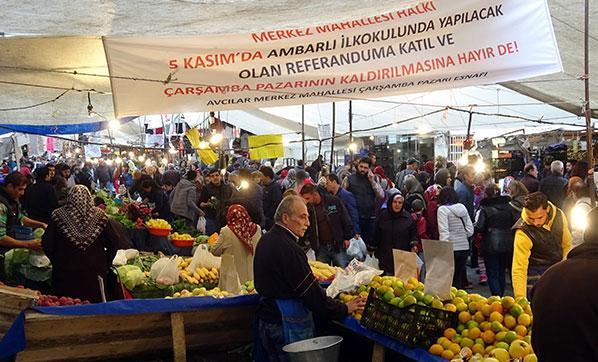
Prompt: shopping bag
<box><xmin>196</xmin><ymin>216</ymin><xmax>207</xmax><ymax>234</ymax></box>
<box><xmin>392</xmin><ymin>249</ymin><xmax>418</xmax><ymax>282</ymax></box>
<box><xmin>306</xmin><ymin>249</ymin><xmax>316</xmax><ymax>261</ymax></box>
<box><xmin>189</xmin><ymin>244</ymin><xmax>221</xmax><ymax>271</ymax></box>
<box><xmin>326</xmin><ymin>258</ymin><xmax>383</xmax><ymax>298</ymax></box>
<box><xmin>347</xmin><ymin>237</ymin><xmax>367</xmax><ymax>261</ymax></box>
<box><xmin>150</xmin><ymin>255</ymin><xmax>180</xmax><ymax>285</ymax></box>
<box><xmin>218</xmin><ymin>254</ymin><xmax>241</xmax><ymax>294</ymax></box>
<box><xmin>364</xmin><ymin>254</ymin><xmax>379</xmax><ymax>269</ymax></box>
<box><xmin>422</xmin><ymin>239</ymin><xmax>454</xmax><ymax>300</ymax></box>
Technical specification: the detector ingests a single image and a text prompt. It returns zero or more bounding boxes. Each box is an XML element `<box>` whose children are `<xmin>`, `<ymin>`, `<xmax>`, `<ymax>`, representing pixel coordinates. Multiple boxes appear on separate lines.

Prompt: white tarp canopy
<box><xmin>0</xmin><ymin>0</ymin><xmax>595</xmax><ymax>135</ymax></box>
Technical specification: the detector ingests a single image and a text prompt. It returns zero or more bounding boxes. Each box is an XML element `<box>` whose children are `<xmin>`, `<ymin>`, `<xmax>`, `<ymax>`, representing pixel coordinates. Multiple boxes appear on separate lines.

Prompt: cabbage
<box><xmin>33</xmin><ymin>228</ymin><xmax>45</xmax><ymax>239</ymax></box>
<box><xmin>116</xmin><ymin>265</ymin><xmax>146</xmax><ymax>290</ymax></box>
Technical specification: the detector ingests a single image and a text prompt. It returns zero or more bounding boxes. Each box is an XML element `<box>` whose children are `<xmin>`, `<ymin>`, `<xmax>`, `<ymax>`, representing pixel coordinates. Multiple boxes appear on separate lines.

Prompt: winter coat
<box><xmin>521</xmin><ymin>174</ymin><xmax>540</xmax><ymax>194</ymax></box>
<box><xmin>262</xmin><ymin>180</ymin><xmax>282</xmax><ymax>230</ymax></box>
<box><xmin>437</xmin><ymin>203</ymin><xmax>474</xmax><ymax>251</ymax></box>
<box><xmin>455</xmin><ymin>179</ymin><xmax>475</xmax><ymax>222</ymax></box>
<box><xmin>346</xmin><ymin>173</ymin><xmax>377</xmax><ymax>219</ymax></box>
<box><xmin>169</xmin><ymin>179</ymin><xmax>202</xmax><ymax>222</ymax></box>
<box><xmin>334</xmin><ymin>187</ymin><xmax>360</xmax><ymax>235</ymax></box>
<box><xmin>210</xmin><ymin>225</ymin><xmax>261</xmax><ymax>284</ymax></box>
<box><xmin>475</xmin><ymin>196</ymin><xmax>518</xmax><ymax>256</ymax></box>
<box><xmin>539</xmin><ymin>174</ymin><xmax>567</xmax><ymax>209</ymax></box>
<box><xmin>372</xmin><ymin>205</ymin><xmax>417</xmax><ymax>276</ymax></box>
<box><xmin>304</xmin><ymin>190</ymin><xmax>354</xmax><ymax>252</ymax></box>
<box><xmin>22</xmin><ymin>180</ymin><xmax>59</xmax><ymax>224</ymax></box>
<box><xmin>531</xmin><ymin>242</ymin><xmax>598</xmax><ymax>362</ymax></box>
<box><xmin>423</xmin><ymin>185</ymin><xmax>442</xmax><ymax>240</ymax></box>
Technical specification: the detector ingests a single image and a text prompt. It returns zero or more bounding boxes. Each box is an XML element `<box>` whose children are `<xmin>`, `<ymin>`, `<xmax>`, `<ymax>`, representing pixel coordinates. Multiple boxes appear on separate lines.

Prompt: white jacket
<box><xmin>437</xmin><ymin>203</ymin><xmax>474</xmax><ymax>251</ymax></box>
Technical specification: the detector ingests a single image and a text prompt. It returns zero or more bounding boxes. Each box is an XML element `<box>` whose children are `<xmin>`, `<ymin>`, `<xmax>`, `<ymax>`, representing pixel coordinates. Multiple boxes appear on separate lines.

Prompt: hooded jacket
<box><xmin>511</xmin><ymin>201</ymin><xmax>572</xmax><ymax>298</ymax></box>
<box><xmin>169</xmin><ymin>179</ymin><xmax>202</xmax><ymax>221</ymax></box>
<box><xmin>372</xmin><ymin>193</ymin><xmax>417</xmax><ymax>275</ymax></box>
<box><xmin>437</xmin><ymin>203</ymin><xmax>474</xmax><ymax>251</ymax></box>
<box><xmin>530</xmin><ymin>241</ymin><xmax>598</xmax><ymax>362</ymax></box>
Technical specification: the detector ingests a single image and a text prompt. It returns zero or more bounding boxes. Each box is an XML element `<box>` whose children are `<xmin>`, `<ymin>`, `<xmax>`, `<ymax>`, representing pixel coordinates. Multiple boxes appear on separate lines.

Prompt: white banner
<box><xmin>104</xmin><ymin>0</ymin><xmax>562</xmax><ymax>117</ymax></box>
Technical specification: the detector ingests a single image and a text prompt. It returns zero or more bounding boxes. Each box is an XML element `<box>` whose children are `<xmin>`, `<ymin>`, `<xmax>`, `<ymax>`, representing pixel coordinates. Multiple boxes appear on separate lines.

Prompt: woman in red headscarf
<box><xmin>374</xmin><ymin>166</ymin><xmax>395</xmax><ymax>190</ymax></box>
<box><xmin>210</xmin><ymin>204</ymin><xmax>262</xmax><ymax>283</ymax></box>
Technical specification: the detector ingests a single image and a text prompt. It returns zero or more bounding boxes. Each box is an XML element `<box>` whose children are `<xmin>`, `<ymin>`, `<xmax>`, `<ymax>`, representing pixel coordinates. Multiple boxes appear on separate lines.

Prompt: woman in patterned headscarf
<box><xmin>210</xmin><ymin>204</ymin><xmax>261</xmax><ymax>283</ymax></box>
<box><xmin>42</xmin><ymin>185</ymin><xmax>124</xmax><ymax>302</ymax></box>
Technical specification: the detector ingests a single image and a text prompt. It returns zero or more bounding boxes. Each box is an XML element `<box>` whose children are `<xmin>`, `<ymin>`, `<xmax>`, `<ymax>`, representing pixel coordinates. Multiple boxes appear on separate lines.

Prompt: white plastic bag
<box><xmin>150</xmin><ymin>256</ymin><xmax>180</xmax><ymax>285</ymax></box>
<box><xmin>306</xmin><ymin>248</ymin><xmax>316</xmax><ymax>261</ymax></box>
<box><xmin>347</xmin><ymin>237</ymin><xmax>367</xmax><ymax>261</ymax></box>
<box><xmin>112</xmin><ymin>250</ymin><xmax>128</xmax><ymax>266</ymax></box>
<box><xmin>189</xmin><ymin>244</ymin><xmax>221</xmax><ymax>271</ymax></box>
<box><xmin>326</xmin><ymin>258</ymin><xmax>383</xmax><ymax>298</ymax></box>
<box><xmin>196</xmin><ymin>216</ymin><xmax>207</xmax><ymax>234</ymax></box>
<box><xmin>364</xmin><ymin>254</ymin><xmax>379</xmax><ymax>270</ymax></box>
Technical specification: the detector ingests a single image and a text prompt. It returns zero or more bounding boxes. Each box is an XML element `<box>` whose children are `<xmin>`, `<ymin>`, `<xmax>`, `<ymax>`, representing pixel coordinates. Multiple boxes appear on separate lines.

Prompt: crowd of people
<box><xmin>1</xmin><ymin>151</ymin><xmax>596</xmax><ymax>360</ymax></box>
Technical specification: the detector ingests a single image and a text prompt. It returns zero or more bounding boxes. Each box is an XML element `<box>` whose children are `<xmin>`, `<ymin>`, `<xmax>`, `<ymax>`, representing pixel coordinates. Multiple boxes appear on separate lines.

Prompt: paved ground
<box><xmin>465</xmin><ymin>265</ymin><xmax>514</xmax><ymax>298</ymax></box>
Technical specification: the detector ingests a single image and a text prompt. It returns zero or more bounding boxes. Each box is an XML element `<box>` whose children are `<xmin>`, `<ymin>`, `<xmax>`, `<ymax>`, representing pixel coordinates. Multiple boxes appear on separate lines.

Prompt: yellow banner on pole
<box><xmin>248</xmin><ymin>134</ymin><xmax>284</xmax><ymax>160</ymax></box>
<box><xmin>185</xmin><ymin>128</ymin><xmax>219</xmax><ymax>164</ymax></box>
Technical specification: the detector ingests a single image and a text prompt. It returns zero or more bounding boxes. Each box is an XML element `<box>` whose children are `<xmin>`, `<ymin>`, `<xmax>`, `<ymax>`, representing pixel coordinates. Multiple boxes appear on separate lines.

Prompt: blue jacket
<box><xmin>336</xmin><ymin>187</ymin><xmax>361</xmax><ymax>235</ymax></box>
<box><xmin>455</xmin><ymin>179</ymin><xmax>475</xmax><ymax>222</ymax></box>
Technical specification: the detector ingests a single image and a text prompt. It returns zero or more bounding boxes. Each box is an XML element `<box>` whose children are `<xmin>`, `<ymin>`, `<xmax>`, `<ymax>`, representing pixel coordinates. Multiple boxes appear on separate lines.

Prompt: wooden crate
<box><xmin>16</xmin><ymin>304</ymin><xmax>257</xmax><ymax>362</ymax></box>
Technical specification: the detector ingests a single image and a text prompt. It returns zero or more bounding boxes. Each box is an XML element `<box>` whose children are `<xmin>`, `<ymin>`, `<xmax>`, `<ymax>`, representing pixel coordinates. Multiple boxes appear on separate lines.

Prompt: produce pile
<box><xmin>146</xmin><ymin>218</ymin><xmax>172</xmax><ymax>230</ymax></box>
<box><xmin>177</xmin><ymin>257</ymin><xmax>219</xmax><ymax>285</ymax></box>
<box><xmin>336</xmin><ymin>275</ymin><xmax>536</xmax><ymax>362</ymax></box>
<box><xmin>309</xmin><ymin>260</ymin><xmax>342</xmax><ymax>282</ymax></box>
<box><xmin>36</xmin><ymin>293</ymin><xmax>90</xmax><ymax>306</ymax></box>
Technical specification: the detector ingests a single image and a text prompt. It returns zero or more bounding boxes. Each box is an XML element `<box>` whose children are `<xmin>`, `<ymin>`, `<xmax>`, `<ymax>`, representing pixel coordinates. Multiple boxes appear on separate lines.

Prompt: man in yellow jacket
<box><xmin>512</xmin><ymin>192</ymin><xmax>572</xmax><ymax>298</ymax></box>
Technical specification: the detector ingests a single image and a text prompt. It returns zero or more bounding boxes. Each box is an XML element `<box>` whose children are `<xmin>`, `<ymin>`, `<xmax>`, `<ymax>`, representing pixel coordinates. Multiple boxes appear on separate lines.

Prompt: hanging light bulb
<box><xmin>348</xmin><ymin>142</ymin><xmax>358</xmax><ymax>152</ymax></box>
<box><xmin>199</xmin><ymin>141</ymin><xmax>209</xmax><ymax>149</ymax></box>
<box><xmin>369</xmin><ymin>136</ymin><xmax>375</xmax><ymax>141</ymax></box>
<box><xmin>474</xmin><ymin>159</ymin><xmax>486</xmax><ymax>173</ymax></box>
<box><xmin>210</xmin><ymin>132</ymin><xmax>223</xmax><ymax>145</ymax></box>
<box><xmin>240</xmin><ymin>180</ymin><xmax>249</xmax><ymax>190</ymax></box>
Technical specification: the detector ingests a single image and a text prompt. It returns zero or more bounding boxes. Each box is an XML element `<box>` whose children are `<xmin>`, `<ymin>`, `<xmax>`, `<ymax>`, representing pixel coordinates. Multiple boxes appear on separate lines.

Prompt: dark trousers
<box><xmin>453</xmin><ymin>250</ymin><xmax>469</xmax><ymax>289</ymax></box>
<box><xmin>359</xmin><ymin>217</ymin><xmax>376</xmax><ymax>247</ymax></box>
<box><xmin>257</xmin><ymin>319</ymin><xmax>288</xmax><ymax>362</ymax></box>
<box><xmin>485</xmin><ymin>253</ymin><xmax>507</xmax><ymax>296</ymax></box>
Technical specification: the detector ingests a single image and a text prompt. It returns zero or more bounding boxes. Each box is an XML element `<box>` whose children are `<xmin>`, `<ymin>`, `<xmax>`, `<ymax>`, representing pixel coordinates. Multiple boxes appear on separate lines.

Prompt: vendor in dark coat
<box><xmin>372</xmin><ymin>192</ymin><xmax>418</xmax><ymax>275</ymax></box>
<box><xmin>531</xmin><ymin>207</ymin><xmax>598</xmax><ymax>362</ymax></box>
<box><xmin>140</xmin><ymin>179</ymin><xmax>171</xmax><ymax>220</ymax></box>
<box><xmin>254</xmin><ymin>196</ymin><xmax>364</xmax><ymax>361</ymax></box>
<box><xmin>42</xmin><ymin>185</ymin><xmax>122</xmax><ymax>303</ymax></box>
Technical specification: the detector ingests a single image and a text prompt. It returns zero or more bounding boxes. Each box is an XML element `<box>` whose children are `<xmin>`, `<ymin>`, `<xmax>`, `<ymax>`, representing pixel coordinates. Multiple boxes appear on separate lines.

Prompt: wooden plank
<box><xmin>17</xmin><ymin>335</ymin><xmax>173</xmax><ymax>362</ymax></box>
<box><xmin>371</xmin><ymin>343</ymin><xmax>385</xmax><ymax>362</ymax></box>
<box><xmin>171</xmin><ymin>312</ymin><xmax>186</xmax><ymax>362</ymax></box>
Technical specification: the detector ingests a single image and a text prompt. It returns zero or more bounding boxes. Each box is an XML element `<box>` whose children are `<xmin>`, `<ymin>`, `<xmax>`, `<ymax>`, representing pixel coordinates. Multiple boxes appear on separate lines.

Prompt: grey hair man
<box><xmin>539</xmin><ymin>160</ymin><xmax>568</xmax><ymax>208</ymax></box>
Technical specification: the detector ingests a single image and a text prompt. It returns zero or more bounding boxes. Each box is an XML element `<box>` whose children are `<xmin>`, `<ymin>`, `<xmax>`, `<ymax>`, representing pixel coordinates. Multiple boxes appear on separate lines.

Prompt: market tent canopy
<box><xmin>0</xmin><ymin>0</ymin><xmax>595</xmax><ymax>129</ymax></box>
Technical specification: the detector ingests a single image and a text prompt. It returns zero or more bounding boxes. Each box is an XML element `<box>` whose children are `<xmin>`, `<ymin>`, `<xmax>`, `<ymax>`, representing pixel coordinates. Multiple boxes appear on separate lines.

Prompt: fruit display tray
<box><xmin>360</xmin><ymin>288</ymin><xmax>458</xmax><ymax>348</ymax></box>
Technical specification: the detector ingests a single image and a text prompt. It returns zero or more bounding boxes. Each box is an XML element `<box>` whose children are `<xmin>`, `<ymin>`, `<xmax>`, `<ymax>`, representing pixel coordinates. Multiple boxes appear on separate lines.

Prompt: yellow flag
<box><xmin>248</xmin><ymin>134</ymin><xmax>284</xmax><ymax>160</ymax></box>
<box><xmin>185</xmin><ymin>128</ymin><xmax>219</xmax><ymax>164</ymax></box>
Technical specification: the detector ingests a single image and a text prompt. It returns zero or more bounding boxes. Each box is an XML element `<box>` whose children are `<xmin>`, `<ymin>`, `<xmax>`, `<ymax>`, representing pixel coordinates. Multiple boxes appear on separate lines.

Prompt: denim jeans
<box><xmin>257</xmin><ymin>319</ymin><xmax>289</xmax><ymax>362</ymax></box>
<box><xmin>317</xmin><ymin>243</ymin><xmax>350</xmax><ymax>268</ymax></box>
<box><xmin>485</xmin><ymin>253</ymin><xmax>507</xmax><ymax>296</ymax></box>
<box><xmin>453</xmin><ymin>250</ymin><xmax>469</xmax><ymax>289</ymax></box>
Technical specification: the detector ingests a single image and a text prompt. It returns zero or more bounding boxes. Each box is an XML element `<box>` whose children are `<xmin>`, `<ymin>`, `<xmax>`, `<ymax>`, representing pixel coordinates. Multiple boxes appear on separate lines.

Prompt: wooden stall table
<box><xmin>0</xmin><ymin>293</ymin><xmax>259</xmax><ymax>361</ymax></box>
